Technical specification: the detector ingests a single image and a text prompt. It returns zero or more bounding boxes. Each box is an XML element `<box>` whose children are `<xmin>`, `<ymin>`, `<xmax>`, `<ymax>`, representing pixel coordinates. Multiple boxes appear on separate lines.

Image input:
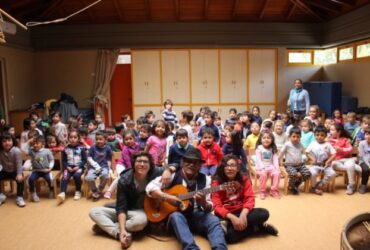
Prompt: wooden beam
<box><xmin>37</xmin><ymin>0</ymin><xmax>65</xmax><ymax>20</ymax></box>
<box><xmin>144</xmin><ymin>0</ymin><xmax>151</xmax><ymax>21</ymax></box>
<box><xmin>203</xmin><ymin>0</ymin><xmax>209</xmax><ymax>20</ymax></box>
<box><xmin>80</xmin><ymin>0</ymin><xmax>95</xmax><ymax>22</ymax></box>
<box><xmin>174</xmin><ymin>0</ymin><xmax>179</xmax><ymax>21</ymax></box>
<box><xmin>259</xmin><ymin>0</ymin><xmax>270</xmax><ymax>19</ymax></box>
<box><xmin>330</xmin><ymin>0</ymin><xmax>356</xmax><ymax>7</ymax></box>
<box><xmin>232</xmin><ymin>0</ymin><xmax>240</xmax><ymax>18</ymax></box>
<box><xmin>113</xmin><ymin>0</ymin><xmax>125</xmax><ymax>22</ymax></box>
<box><xmin>290</xmin><ymin>0</ymin><xmax>324</xmax><ymax>20</ymax></box>
<box><xmin>286</xmin><ymin>4</ymin><xmax>296</xmax><ymax>20</ymax></box>
<box><xmin>305</xmin><ymin>0</ymin><xmax>342</xmax><ymax>13</ymax></box>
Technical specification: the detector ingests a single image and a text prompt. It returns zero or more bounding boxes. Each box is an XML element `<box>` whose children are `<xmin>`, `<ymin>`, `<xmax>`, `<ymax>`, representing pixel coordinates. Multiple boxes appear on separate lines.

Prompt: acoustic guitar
<box><xmin>144</xmin><ymin>181</ymin><xmax>239</xmax><ymax>223</ymax></box>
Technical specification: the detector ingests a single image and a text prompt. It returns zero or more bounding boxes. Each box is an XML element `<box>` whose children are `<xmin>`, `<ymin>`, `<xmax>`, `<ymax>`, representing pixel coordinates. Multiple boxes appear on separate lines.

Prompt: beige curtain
<box><xmin>93</xmin><ymin>49</ymin><xmax>120</xmax><ymax>123</ymax></box>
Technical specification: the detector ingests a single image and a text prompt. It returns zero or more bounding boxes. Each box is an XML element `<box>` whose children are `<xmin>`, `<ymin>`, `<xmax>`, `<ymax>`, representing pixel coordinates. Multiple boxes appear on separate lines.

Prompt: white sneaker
<box><xmin>16</xmin><ymin>197</ymin><xmax>26</xmax><ymax>207</ymax></box>
<box><xmin>0</xmin><ymin>193</ymin><xmax>7</xmax><ymax>205</ymax></box>
<box><xmin>73</xmin><ymin>191</ymin><xmax>81</xmax><ymax>201</ymax></box>
<box><xmin>31</xmin><ymin>193</ymin><xmax>40</xmax><ymax>202</ymax></box>
<box><xmin>57</xmin><ymin>192</ymin><xmax>66</xmax><ymax>203</ymax></box>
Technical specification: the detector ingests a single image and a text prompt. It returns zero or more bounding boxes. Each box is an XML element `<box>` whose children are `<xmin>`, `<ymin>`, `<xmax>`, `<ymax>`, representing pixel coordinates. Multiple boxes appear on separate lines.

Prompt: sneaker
<box><xmin>104</xmin><ymin>191</ymin><xmax>112</xmax><ymax>199</ymax></box>
<box><xmin>0</xmin><ymin>193</ymin><xmax>6</xmax><ymax>205</ymax></box>
<box><xmin>92</xmin><ymin>224</ymin><xmax>105</xmax><ymax>235</ymax></box>
<box><xmin>259</xmin><ymin>192</ymin><xmax>266</xmax><ymax>200</ymax></box>
<box><xmin>346</xmin><ymin>184</ymin><xmax>355</xmax><ymax>195</ymax></box>
<box><xmin>74</xmin><ymin>191</ymin><xmax>82</xmax><ymax>200</ymax></box>
<box><xmin>260</xmin><ymin>223</ymin><xmax>278</xmax><ymax>236</ymax></box>
<box><xmin>16</xmin><ymin>197</ymin><xmax>26</xmax><ymax>207</ymax></box>
<box><xmin>49</xmin><ymin>190</ymin><xmax>55</xmax><ymax>199</ymax></box>
<box><xmin>289</xmin><ymin>186</ymin><xmax>299</xmax><ymax>195</ymax></box>
<box><xmin>121</xmin><ymin>233</ymin><xmax>133</xmax><ymax>249</ymax></box>
<box><xmin>92</xmin><ymin>191</ymin><xmax>100</xmax><ymax>201</ymax></box>
<box><xmin>270</xmin><ymin>191</ymin><xmax>281</xmax><ymax>199</ymax></box>
<box><xmin>359</xmin><ymin>184</ymin><xmax>367</xmax><ymax>194</ymax></box>
<box><xmin>31</xmin><ymin>193</ymin><xmax>40</xmax><ymax>202</ymax></box>
<box><xmin>57</xmin><ymin>192</ymin><xmax>66</xmax><ymax>204</ymax></box>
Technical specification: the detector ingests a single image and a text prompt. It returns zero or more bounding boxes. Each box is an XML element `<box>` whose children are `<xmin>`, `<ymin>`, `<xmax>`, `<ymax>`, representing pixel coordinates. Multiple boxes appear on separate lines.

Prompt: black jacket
<box><xmin>115</xmin><ymin>167</ymin><xmax>164</xmax><ymax>216</ymax></box>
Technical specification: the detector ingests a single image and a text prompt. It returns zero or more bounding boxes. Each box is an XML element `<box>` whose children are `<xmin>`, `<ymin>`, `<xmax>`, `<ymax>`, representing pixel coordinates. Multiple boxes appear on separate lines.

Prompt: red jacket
<box><xmin>211</xmin><ymin>176</ymin><xmax>255</xmax><ymax>219</ymax></box>
<box><xmin>198</xmin><ymin>142</ymin><xmax>223</xmax><ymax>166</ymax></box>
<box><xmin>327</xmin><ymin>137</ymin><xmax>352</xmax><ymax>160</ymax></box>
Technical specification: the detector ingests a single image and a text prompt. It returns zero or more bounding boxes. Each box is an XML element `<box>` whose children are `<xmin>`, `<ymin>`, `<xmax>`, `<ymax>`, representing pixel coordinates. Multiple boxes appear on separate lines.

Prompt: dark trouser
<box><xmin>28</xmin><ymin>172</ymin><xmax>53</xmax><ymax>193</ymax></box>
<box><xmin>285</xmin><ymin>165</ymin><xmax>311</xmax><ymax>187</ymax></box>
<box><xmin>360</xmin><ymin>163</ymin><xmax>370</xmax><ymax>185</ymax></box>
<box><xmin>0</xmin><ymin>171</ymin><xmax>24</xmax><ymax>197</ymax></box>
<box><xmin>61</xmin><ymin>170</ymin><xmax>83</xmax><ymax>192</ymax></box>
<box><xmin>226</xmin><ymin>208</ymin><xmax>269</xmax><ymax>243</ymax></box>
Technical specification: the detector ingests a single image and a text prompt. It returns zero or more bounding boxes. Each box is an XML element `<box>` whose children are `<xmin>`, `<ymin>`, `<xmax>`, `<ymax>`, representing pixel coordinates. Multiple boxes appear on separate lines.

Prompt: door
<box><xmin>110</xmin><ymin>63</ymin><xmax>132</xmax><ymax>125</ymax></box>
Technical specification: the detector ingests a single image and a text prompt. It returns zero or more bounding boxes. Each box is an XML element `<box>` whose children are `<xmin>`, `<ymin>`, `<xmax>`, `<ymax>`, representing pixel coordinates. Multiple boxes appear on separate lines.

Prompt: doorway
<box><xmin>110</xmin><ymin>54</ymin><xmax>132</xmax><ymax>125</ymax></box>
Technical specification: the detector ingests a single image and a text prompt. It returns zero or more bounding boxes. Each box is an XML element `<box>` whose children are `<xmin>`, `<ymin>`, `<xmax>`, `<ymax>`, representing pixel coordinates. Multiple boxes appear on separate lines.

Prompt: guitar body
<box><xmin>144</xmin><ymin>185</ymin><xmax>190</xmax><ymax>223</ymax></box>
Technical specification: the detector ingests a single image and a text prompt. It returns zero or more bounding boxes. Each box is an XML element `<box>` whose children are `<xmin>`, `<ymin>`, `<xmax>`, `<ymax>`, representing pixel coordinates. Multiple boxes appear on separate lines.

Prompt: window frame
<box><xmin>338</xmin><ymin>45</ymin><xmax>355</xmax><ymax>63</ymax></box>
<box><xmin>355</xmin><ymin>39</ymin><xmax>370</xmax><ymax>60</ymax></box>
<box><xmin>286</xmin><ymin>49</ymin><xmax>314</xmax><ymax>66</ymax></box>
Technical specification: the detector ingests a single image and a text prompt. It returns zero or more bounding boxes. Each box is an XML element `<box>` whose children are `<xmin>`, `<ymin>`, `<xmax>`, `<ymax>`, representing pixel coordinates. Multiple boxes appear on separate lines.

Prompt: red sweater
<box><xmin>327</xmin><ymin>137</ymin><xmax>352</xmax><ymax>160</ymax></box>
<box><xmin>198</xmin><ymin>142</ymin><xmax>223</xmax><ymax>166</ymax></box>
<box><xmin>211</xmin><ymin>176</ymin><xmax>255</xmax><ymax>219</ymax></box>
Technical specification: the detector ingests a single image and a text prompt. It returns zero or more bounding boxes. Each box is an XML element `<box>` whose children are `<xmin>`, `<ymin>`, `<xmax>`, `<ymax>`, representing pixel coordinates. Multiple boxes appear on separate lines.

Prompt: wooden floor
<box><xmin>0</xmin><ymin>181</ymin><xmax>369</xmax><ymax>250</ymax></box>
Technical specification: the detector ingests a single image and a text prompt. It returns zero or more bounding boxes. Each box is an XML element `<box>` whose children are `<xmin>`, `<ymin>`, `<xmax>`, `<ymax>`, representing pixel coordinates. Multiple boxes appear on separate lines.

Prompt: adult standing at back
<box><xmin>287</xmin><ymin>79</ymin><xmax>310</xmax><ymax>120</ymax></box>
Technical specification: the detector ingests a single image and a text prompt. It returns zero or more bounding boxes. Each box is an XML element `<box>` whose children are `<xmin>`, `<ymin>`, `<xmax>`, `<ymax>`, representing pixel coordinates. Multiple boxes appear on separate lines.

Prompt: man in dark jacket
<box><xmin>89</xmin><ymin>151</ymin><xmax>175</xmax><ymax>249</ymax></box>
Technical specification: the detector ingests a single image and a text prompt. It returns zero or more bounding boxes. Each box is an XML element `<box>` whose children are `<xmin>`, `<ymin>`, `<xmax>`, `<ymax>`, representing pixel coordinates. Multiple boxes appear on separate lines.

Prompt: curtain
<box><xmin>93</xmin><ymin>49</ymin><xmax>120</xmax><ymax>124</ymax></box>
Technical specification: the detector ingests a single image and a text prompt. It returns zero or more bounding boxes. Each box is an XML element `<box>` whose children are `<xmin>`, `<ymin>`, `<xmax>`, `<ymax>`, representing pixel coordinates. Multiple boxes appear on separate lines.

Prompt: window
<box><xmin>356</xmin><ymin>42</ymin><xmax>370</xmax><ymax>59</ymax></box>
<box><xmin>339</xmin><ymin>47</ymin><xmax>354</xmax><ymax>61</ymax></box>
<box><xmin>287</xmin><ymin>50</ymin><xmax>313</xmax><ymax>65</ymax></box>
<box><xmin>314</xmin><ymin>48</ymin><xmax>337</xmax><ymax>65</ymax></box>
<box><xmin>117</xmin><ymin>54</ymin><xmax>131</xmax><ymax>64</ymax></box>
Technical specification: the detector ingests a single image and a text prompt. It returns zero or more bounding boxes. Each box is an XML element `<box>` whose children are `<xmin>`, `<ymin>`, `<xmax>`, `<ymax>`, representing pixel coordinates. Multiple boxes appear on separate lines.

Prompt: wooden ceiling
<box><xmin>0</xmin><ymin>0</ymin><xmax>369</xmax><ymax>25</ymax></box>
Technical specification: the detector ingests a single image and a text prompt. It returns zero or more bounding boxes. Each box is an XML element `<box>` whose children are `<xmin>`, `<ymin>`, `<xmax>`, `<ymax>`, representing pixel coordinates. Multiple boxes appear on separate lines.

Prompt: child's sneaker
<box><xmin>259</xmin><ymin>192</ymin><xmax>266</xmax><ymax>200</ymax></box>
<box><xmin>92</xmin><ymin>191</ymin><xmax>100</xmax><ymax>201</ymax></box>
<box><xmin>359</xmin><ymin>184</ymin><xmax>367</xmax><ymax>194</ymax></box>
<box><xmin>270</xmin><ymin>191</ymin><xmax>281</xmax><ymax>199</ymax></box>
<box><xmin>16</xmin><ymin>197</ymin><xmax>26</xmax><ymax>207</ymax></box>
<box><xmin>57</xmin><ymin>192</ymin><xmax>66</xmax><ymax>203</ymax></box>
<box><xmin>74</xmin><ymin>191</ymin><xmax>82</xmax><ymax>200</ymax></box>
<box><xmin>346</xmin><ymin>184</ymin><xmax>355</xmax><ymax>195</ymax></box>
<box><xmin>31</xmin><ymin>193</ymin><xmax>40</xmax><ymax>202</ymax></box>
<box><xmin>289</xmin><ymin>186</ymin><xmax>299</xmax><ymax>195</ymax></box>
<box><xmin>0</xmin><ymin>193</ymin><xmax>6</xmax><ymax>205</ymax></box>
<box><xmin>104</xmin><ymin>191</ymin><xmax>112</xmax><ymax>199</ymax></box>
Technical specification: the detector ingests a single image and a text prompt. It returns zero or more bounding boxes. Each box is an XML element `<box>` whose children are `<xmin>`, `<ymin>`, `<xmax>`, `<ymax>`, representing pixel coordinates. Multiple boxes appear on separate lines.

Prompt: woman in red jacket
<box><xmin>211</xmin><ymin>154</ymin><xmax>278</xmax><ymax>243</ymax></box>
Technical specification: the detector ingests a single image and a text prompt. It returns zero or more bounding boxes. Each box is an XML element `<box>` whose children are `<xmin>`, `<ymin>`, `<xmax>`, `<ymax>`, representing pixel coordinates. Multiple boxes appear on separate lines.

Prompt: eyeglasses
<box><xmin>226</xmin><ymin>163</ymin><xmax>238</xmax><ymax>169</ymax></box>
<box><xmin>136</xmin><ymin>159</ymin><xmax>149</xmax><ymax>164</ymax></box>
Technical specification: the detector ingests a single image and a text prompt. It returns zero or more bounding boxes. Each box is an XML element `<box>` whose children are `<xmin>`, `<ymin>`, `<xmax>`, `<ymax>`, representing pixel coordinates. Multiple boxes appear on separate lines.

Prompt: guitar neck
<box><xmin>178</xmin><ymin>185</ymin><xmax>222</xmax><ymax>200</ymax></box>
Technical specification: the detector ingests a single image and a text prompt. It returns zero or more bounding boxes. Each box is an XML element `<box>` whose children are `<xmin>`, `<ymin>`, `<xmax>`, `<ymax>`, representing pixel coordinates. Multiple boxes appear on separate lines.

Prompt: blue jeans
<box><xmin>168</xmin><ymin>211</ymin><xmax>227</xmax><ymax>250</ymax></box>
<box><xmin>61</xmin><ymin>169</ymin><xmax>83</xmax><ymax>192</ymax></box>
<box><xmin>200</xmin><ymin>165</ymin><xmax>217</xmax><ymax>176</ymax></box>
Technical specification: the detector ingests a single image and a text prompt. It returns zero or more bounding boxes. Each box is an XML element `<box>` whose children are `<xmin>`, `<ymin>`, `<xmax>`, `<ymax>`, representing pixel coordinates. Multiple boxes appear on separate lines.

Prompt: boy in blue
<box><xmin>136</xmin><ymin>124</ymin><xmax>151</xmax><ymax>151</ymax></box>
<box><xmin>352</xmin><ymin>116</ymin><xmax>369</xmax><ymax>146</ymax></box>
<box><xmin>344</xmin><ymin>112</ymin><xmax>359</xmax><ymax>134</ymax></box>
<box><xmin>198</xmin><ymin>110</ymin><xmax>220</xmax><ymax>143</ymax></box>
<box><xmin>168</xmin><ymin>128</ymin><xmax>193</xmax><ymax>166</ymax></box>
<box><xmin>86</xmin><ymin>131</ymin><xmax>112</xmax><ymax>201</ymax></box>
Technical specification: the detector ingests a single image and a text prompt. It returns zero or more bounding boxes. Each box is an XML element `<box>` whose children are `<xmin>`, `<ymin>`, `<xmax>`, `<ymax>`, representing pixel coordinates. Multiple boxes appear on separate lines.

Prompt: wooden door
<box><xmin>132</xmin><ymin>50</ymin><xmax>161</xmax><ymax>105</ymax></box>
<box><xmin>220</xmin><ymin>50</ymin><xmax>247</xmax><ymax>103</ymax></box>
<box><xmin>161</xmin><ymin>50</ymin><xmax>190</xmax><ymax>105</ymax></box>
<box><xmin>110</xmin><ymin>64</ymin><xmax>132</xmax><ymax>125</ymax></box>
<box><xmin>190</xmin><ymin>50</ymin><xmax>219</xmax><ymax>104</ymax></box>
<box><xmin>249</xmin><ymin>49</ymin><xmax>276</xmax><ymax>104</ymax></box>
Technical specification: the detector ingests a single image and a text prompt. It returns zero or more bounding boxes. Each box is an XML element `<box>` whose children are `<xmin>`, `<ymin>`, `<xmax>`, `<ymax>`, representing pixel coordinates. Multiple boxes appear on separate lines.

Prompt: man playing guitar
<box><xmin>146</xmin><ymin>147</ymin><xmax>227</xmax><ymax>250</ymax></box>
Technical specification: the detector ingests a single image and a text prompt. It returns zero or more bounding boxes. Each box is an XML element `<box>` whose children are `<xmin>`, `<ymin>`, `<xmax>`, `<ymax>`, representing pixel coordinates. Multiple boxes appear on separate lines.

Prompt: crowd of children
<box><xmin>0</xmin><ymin>99</ymin><xmax>369</xmax><ymax>209</ymax></box>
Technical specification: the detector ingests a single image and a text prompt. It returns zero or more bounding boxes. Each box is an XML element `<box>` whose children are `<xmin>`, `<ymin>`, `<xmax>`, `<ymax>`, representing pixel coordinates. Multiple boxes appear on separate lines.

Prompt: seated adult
<box><xmin>89</xmin><ymin>151</ymin><xmax>174</xmax><ymax>249</ymax></box>
<box><xmin>146</xmin><ymin>147</ymin><xmax>227</xmax><ymax>250</ymax></box>
<box><xmin>211</xmin><ymin>154</ymin><xmax>278</xmax><ymax>243</ymax></box>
